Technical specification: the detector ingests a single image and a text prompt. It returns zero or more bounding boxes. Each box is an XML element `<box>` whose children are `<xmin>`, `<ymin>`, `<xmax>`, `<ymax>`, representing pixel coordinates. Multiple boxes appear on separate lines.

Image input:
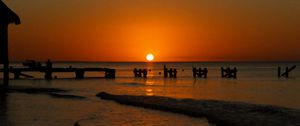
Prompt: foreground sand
<box><xmin>1</xmin><ymin>86</ymin><xmax>299</xmax><ymax>126</ymax></box>
<box><xmin>97</xmin><ymin>92</ymin><xmax>300</xmax><ymax>126</ymax></box>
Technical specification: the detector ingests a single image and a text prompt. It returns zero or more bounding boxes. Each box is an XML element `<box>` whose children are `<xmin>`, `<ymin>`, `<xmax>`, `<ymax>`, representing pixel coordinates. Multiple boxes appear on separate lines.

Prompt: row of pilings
<box><xmin>133</xmin><ymin>65</ymin><xmax>297</xmax><ymax>79</ymax></box>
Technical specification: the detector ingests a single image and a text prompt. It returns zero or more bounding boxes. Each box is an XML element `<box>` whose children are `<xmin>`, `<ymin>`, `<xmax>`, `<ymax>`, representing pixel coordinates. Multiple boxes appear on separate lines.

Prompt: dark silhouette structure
<box><xmin>221</xmin><ymin>67</ymin><xmax>237</xmax><ymax>78</ymax></box>
<box><xmin>278</xmin><ymin>65</ymin><xmax>296</xmax><ymax>78</ymax></box>
<box><xmin>133</xmin><ymin>68</ymin><xmax>138</xmax><ymax>77</ymax></box>
<box><xmin>142</xmin><ymin>69</ymin><xmax>147</xmax><ymax>78</ymax></box>
<box><xmin>45</xmin><ymin>59</ymin><xmax>53</xmax><ymax>79</ymax></box>
<box><xmin>173</xmin><ymin>68</ymin><xmax>177</xmax><ymax>78</ymax></box>
<box><xmin>163</xmin><ymin>65</ymin><xmax>168</xmax><ymax>78</ymax></box>
<box><xmin>163</xmin><ymin>65</ymin><xmax>177</xmax><ymax>78</ymax></box>
<box><xmin>133</xmin><ymin>68</ymin><xmax>148</xmax><ymax>78</ymax></box>
<box><xmin>192</xmin><ymin>67</ymin><xmax>208</xmax><ymax>78</ymax></box>
<box><xmin>0</xmin><ymin>60</ymin><xmax>116</xmax><ymax>79</ymax></box>
<box><xmin>0</xmin><ymin>1</ymin><xmax>20</xmax><ymax>87</ymax></box>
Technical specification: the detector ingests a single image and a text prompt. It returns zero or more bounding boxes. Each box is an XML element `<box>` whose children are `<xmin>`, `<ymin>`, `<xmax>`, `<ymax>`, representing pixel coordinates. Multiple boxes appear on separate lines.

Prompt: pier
<box><xmin>0</xmin><ymin>67</ymin><xmax>116</xmax><ymax>79</ymax></box>
<box><xmin>1</xmin><ymin>63</ymin><xmax>299</xmax><ymax>80</ymax></box>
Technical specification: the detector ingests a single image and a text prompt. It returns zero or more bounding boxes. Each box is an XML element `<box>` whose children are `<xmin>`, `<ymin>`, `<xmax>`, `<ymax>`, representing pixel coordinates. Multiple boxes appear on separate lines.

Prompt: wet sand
<box><xmin>97</xmin><ymin>92</ymin><xmax>300</xmax><ymax>126</ymax></box>
<box><xmin>0</xmin><ymin>86</ymin><xmax>211</xmax><ymax>126</ymax></box>
<box><xmin>3</xmin><ymin>86</ymin><xmax>86</xmax><ymax>99</ymax></box>
<box><xmin>1</xmin><ymin>86</ymin><xmax>299</xmax><ymax>126</ymax></box>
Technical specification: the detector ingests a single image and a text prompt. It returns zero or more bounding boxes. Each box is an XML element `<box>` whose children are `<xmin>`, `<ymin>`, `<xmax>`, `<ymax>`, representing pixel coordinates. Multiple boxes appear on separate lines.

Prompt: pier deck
<box><xmin>0</xmin><ymin>67</ymin><xmax>116</xmax><ymax>79</ymax></box>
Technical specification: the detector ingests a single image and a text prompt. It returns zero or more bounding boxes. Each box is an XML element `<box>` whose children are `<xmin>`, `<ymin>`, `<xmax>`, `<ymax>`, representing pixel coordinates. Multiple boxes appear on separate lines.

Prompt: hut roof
<box><xmin>0</xmin><ymin>0</ymin><xmax>20</xmax><ymax>25</ymax></box>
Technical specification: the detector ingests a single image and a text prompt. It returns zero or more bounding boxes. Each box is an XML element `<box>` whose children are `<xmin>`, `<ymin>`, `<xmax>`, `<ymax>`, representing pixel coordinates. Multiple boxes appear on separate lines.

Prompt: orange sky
<box><xmin>3</xmin><ymin>0</ymin><xmax>300</xmax><ymax>62</ymax></box>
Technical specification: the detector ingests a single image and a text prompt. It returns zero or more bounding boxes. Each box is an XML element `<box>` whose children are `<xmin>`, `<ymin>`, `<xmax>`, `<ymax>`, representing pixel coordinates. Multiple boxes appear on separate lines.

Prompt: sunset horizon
<box><xmin>2</xmin><ymin>0</ymin><xmax>300</xmax><ymax>62</ymax></box>
<box><xmin>1</xmin><ymin>1</ymin><xmax>300</xmax><ymax>126</ymax></box>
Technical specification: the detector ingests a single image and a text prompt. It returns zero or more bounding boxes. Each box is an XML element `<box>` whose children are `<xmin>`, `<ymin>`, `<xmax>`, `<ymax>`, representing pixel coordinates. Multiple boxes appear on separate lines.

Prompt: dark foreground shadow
<box><xmin>0</xmin><ymin>91</ymin><xmax>8</xmax><ymax>126</ymax></box>
<box><xmin>97</xmin><ymin>92</ymin><xmax>300</xmax><ymax>126</ymax></box>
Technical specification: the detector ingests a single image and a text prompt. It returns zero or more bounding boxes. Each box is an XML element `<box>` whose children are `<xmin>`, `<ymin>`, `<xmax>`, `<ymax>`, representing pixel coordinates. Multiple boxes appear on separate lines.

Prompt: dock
<box><xmin>0</xmin><ymin>67</ymin><xmax>116</xmax><ymax>79</ymax></box>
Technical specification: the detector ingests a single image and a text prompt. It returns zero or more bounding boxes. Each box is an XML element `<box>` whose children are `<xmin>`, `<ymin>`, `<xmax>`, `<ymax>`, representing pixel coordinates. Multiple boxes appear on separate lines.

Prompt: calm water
<box><xmin>1</xmin><ymin>62</ymin><xmax>300</xmax><ymax>126</ymax></box>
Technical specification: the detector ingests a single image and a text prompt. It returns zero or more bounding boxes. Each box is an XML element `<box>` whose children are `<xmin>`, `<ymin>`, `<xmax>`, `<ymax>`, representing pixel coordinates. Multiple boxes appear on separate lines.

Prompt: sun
<box><xmin>146</xmin><ymin>53</ymin><xmax>154</xmax><ymax>61</ymax></box>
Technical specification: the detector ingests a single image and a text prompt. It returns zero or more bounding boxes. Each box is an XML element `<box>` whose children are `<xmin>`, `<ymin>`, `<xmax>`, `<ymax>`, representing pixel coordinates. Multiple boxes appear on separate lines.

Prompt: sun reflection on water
<box><xmin>145</xmin><ymin>88</ymin><xmax>154</xmax><ymax>96</ymax></box>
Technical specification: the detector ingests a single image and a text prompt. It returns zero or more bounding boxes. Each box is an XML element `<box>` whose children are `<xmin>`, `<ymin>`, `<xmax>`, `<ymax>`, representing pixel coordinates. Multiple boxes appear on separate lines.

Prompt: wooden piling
<box><xmin>76</xmin><ymin>70</ymin><xmax>84</xmax><ymax>79</ymax></box>
<box><xmin>221</xmin><ymin>67</ymin><xmax>224</xmax><ymax>78</ymax></box>
<box><xmin>221</xmin><ymin>67</ymin><xmax>237</xmax><ymax>79</ymax></box>
<box><xmin>278</xmin><ymin>67</ymin><xmax>281</xmax><ymax>78</ymax></box>
<box><xmin>164</xmin><ymin>65</ymin><xmax>168</xmax><ymax>78</ymax></box>
<box><xmin>1</xmin><ymin>24</ymin><xmax>9</xmax><ymax>87</ymax></box>
<box><xmin>14</xmin><ymin>71</ymin><xmax>21</xmax><ymax>79</ymax></box>
<box><xmin>192</xmin><ymin>67</ymin><xmax>197</xmax><ymax>78</ymax></box>
<box><xmin>278</xmin><ymin>65</ymin><xmax>296</xmax><ymax>78</ymax></box>
<box><xmin>0</xmin><ymin>1</ymin><xmax>21</xmax><ymax>87</ymax></box>
<box><xmin>203</xmin><ymin>68</ymin><xmax>208</xmax><ymax>78</ymax></box>
<box><xmin>105</xmin><ymin>69</ymin><xmax>116</xmax><ymax>79</ymax></box>
<box><xmin>233</xmin><ymin>67</ymin><xmax>237</xmax><ymax>78</ymax></box>
<box><xmin>285</xmin><ymin>67</ymin><xmax>289</xmax><ymax>78</ymax></box>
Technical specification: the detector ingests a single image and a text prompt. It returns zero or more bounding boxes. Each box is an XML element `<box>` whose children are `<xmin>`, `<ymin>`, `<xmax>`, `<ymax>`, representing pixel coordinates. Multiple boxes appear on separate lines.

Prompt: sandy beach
<box><xmin>0</xmin><ymin>86</ymin><xmax>212</xmax><ymax>126</ymax></box>
<box><xmin>97</xmin><ymin>92</ymin><xmax>300</xmax><ymax>126</ymax></box>
<box><xmin>1</xmin><ymin>85</ymin><xmax>299</xmax><ymax>126</ymax></box>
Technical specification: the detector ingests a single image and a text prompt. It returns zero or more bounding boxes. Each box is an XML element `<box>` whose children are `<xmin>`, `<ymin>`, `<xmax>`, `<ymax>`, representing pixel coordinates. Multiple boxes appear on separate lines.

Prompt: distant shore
<box><xmin>97</xmin><ymin>92</ymin><xmax>300</xmax><ymax>126</ymax></box>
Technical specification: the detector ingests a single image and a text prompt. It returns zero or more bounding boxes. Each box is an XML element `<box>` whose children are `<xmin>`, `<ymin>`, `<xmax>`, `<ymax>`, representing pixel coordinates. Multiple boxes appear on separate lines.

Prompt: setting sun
<box><xmin>146</xmin><ymin>53</ymin><xmax>154</xmax><ymax>61</ymax></box>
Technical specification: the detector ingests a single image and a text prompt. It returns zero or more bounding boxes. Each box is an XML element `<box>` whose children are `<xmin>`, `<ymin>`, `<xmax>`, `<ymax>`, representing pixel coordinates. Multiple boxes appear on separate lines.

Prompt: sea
<box><xmin>0</xmin><ymin>62</ymin><xmax>300</xmax><ymax>126</ymax></box>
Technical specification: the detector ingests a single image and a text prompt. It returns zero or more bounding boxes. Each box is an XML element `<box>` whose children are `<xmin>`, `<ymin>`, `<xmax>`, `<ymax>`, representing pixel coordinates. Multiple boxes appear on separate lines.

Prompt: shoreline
<box><xmin>97</xmin><ymin>92</ymin><xmax>300</xmax><ymax>126</ymax></box>
<box><xmin>0</xmin><ymin>86</ymin><xmax>86</xmax><ymax>100</ymax></box>
<box><xmin>1</xmin><ymin>86</ymin><xmax>300</xmax><ymax>126</ymax></box>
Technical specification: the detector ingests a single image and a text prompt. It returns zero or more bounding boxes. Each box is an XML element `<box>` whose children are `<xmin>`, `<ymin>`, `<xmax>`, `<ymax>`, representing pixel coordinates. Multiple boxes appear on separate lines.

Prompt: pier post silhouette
<box><xmin>163</xmin><ymin>65</ymin><xmax>168</xmax><ymax>78</ymax></box>
<box><xmin>278</xmin><ymin>65</ymin><xmax>296</xmax><ymax>78</ymax></box>
<box><xmin>162</xmin><ymin>65</ymin><xmax>177</xmax><ymax>78</ymax></box>
<box><xmin>192</xmin><ymin>67</ymin><xmax>197</xmax><ymax>78</ymax></box>
<box><xmin>169</xmin><ymin>68</ymin><xmax>173</xmax><ymax>78</ymax></box>
<box><xmin>221</xmin><ymin>67</ymin><xmax>237</xmax><ymax>79</ymax></box>
<box><xmin>202</xmin><ymin>68</ymin><xmax>208</xmax><ymax>78</ymax></box>
<box><xmin>44</xmin><ymin>59</ymin><xmax>53</xmax><ymax>80</ymax></box>
<box><xmin>105</xmin><ymin>69</ymin><xmax>116</xmax><ymax>78</ymax></box>
<box><xmin>133</xmin><ymin>68</ymin><xmax>148</xmax><ymax>78</ymax></box>
<box><xmin>173</xmin><ymin>69</ymin><xmax>177</xmax><ymax>78</ymax></box>
<box><xmin>143</xmin><ymin>69</ymin><xmax>148</xmax><ymax>78</ymax></box>
<box><xmin>0</xmin><ymin>1</ymin><xmax>21</xmax><ymax>87</ymax></box>
<box><xmin>133</xmin><ymin>68</ymin><xmax>138</xmax><ymax>77</ymax></box>
<box><xmin>193</xmin><ymin>67</ymin><xmax>208</xmax><ymax>78</ymax></box>
<box><xmin>75</xmin><ymin>69</ymin><xmax>85</xmax><ymax>79</ymax></box>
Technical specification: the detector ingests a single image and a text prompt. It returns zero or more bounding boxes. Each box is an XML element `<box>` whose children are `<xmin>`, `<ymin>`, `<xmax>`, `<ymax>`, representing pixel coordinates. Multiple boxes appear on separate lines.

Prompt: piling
<box><xmin>163</xmin><ymin>65</ymin><xmax>177</xmax><ymax>78</ymax></box>
<box><xmin>1</xmin><ymin>24</ymin><xmax>9</xmax><ymax>87</ymax></box>
<box><xmin>75</xmin><ymin>70</ymin><xmax>85</xmax><ymax>79</ymax></box>
<box><xmin>133</xmin><ymin>68</ymin><xmax>148</xmax><ymax>78</ymax></box>
<box><xmin>44</xmin><ymin>59</ymin><xmax>53</xmax><ymax>80</ymax></box>
<box><xmin>164</xmin><ymin>65</ymin><xmax>168</xmax><ymax>78</ymax></box>
<box><xmin>0</xmin><ymin>1</ymin><xmax>21</xmax><ymax>87</ymax></box>
<box><xmin>221</xmin><ymin>67</ymin><xmax>237</xmax><ymax>79</ymax></box>
<box><xmin>278</xmin><ymin>65</ymin><xmax>296</xmax><ymax>78</ymax></box>
<box><xmin>193</xmin><ymin>67</ymin><xmax>208</xmax><ymax>78</ymax></box>
<box><xmin>278</xmin><ymin>67</ymin><xmax>281</xmax><ymax>78</ymax></box>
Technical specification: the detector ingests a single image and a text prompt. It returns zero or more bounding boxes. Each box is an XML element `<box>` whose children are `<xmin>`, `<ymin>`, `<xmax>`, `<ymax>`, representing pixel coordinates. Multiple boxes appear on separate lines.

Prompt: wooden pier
<box><xmin>0</xmin><ymin>67</ymin><xmax>116</xmax><ymax>79</ymax></box>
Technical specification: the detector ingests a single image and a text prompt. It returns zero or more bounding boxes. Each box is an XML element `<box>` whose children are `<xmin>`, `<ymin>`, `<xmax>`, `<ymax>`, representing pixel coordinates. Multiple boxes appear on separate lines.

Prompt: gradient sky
<box><xmin>3</xmin><ymin>0</ymin><xmax>300</xmax><ymax>62</ymax></box>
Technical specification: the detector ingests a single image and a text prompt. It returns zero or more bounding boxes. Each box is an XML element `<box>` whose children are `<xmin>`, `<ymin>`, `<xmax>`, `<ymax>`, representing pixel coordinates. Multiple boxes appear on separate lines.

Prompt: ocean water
<box><xmin>1</xmin><ymin>62</ymin><xmax>300</xmax><ymax>126</ymax></box>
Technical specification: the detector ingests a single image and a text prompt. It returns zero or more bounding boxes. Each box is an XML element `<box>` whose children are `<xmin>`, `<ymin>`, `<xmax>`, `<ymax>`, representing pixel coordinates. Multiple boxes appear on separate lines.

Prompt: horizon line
<box><xmin>9</xmin><ymin>60</ymin><xmax>300</xmax><ymax>63</ymax></box>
